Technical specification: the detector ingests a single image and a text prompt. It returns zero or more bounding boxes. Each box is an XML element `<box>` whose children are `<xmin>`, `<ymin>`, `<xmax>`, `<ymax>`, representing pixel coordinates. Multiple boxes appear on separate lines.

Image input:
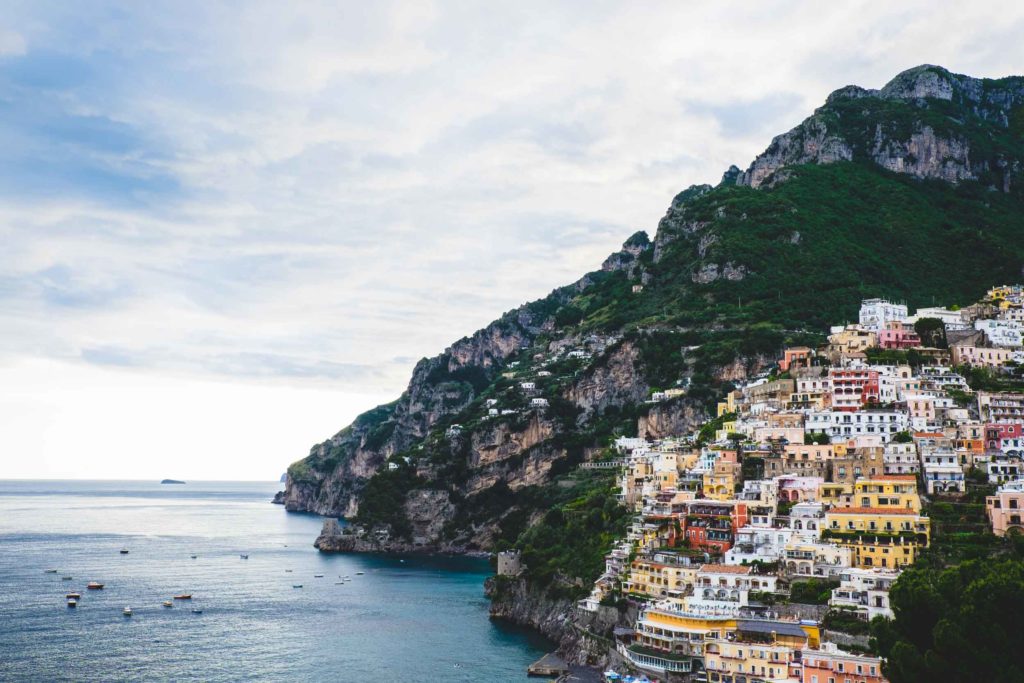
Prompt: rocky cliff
<box><xmin>738</xmin><ymin>65</ymin><xmax>1024</xmax><ymax>189</ymax></box>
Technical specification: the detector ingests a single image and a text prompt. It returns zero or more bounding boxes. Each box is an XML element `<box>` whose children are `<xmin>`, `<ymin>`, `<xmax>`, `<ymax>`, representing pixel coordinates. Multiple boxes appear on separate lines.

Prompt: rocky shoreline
<box><xmin>312</xmin><ymin>517</ymin><xmax>627</xmax><ymax>678</ymax></box>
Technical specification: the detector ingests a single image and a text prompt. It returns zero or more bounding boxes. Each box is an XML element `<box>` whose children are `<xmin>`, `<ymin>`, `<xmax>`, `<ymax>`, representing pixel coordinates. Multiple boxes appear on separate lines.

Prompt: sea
<box><xmin>0</xmin><ymin>480</ymin><xmax>552</xmax><ymax>682</ymax></box>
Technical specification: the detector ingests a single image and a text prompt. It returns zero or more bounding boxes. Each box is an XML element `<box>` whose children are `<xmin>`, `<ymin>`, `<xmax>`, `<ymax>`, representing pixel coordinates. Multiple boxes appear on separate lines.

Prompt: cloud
<box><xmin>3</xmin><ymin>1</ymin><xmax>1024</xmax><ymax>476</ymax></box>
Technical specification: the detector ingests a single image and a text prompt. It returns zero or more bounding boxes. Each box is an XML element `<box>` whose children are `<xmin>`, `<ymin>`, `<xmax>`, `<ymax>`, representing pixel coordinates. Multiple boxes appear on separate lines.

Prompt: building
<box><xmin>986</xmin><ymin>479</ymin><xmax>1024</xmax><ymax>536</ymax></box>
<box><xmin>705</xmin><ymin>620</ymin><xmax>816</xmax><ymax>683</ymax></box>
<box><xmin>978</xmin><ymin>392</ymin><xmax>1024</xmax><ymax>422</ymax></box>
<box><xmin>801</xmin><ymin>643</ymin><xmax>889</xmax><ymax>683</ymax></box>
<box><xmin>829</xmin><ymin>369</ymin><xmax>881</xmax><ymax>411</ymax></box>
<box><xmin>780</xmin><ymin>346</ymin><xmax>814</xmax><ymax>372</ymax></box>
<box><xmin>859</xmin><ymin>299</ymin><xmax>908</xmax><ymax>332</ymax></box>
<box><xmin>829</xmin><ymin>567</ymin><xmax>900</xmax><ymax>621</ymax></box>
<box><xmin>837</xmin><ymin>475</ymin><xmax>921</xmax><ymax>512</ymax></box>
<box><xmin>975</xmin><ymin>318</ymin><xmax>1024</xmax><ymax>347</ymax></box>
<box><xmin>681</xmin><ymin>501</ymin><xmax>750</xmax><ymax>554</ymax></box>
<box><xmin>878</xmin><ymin>321</ymin><xmax>922</xmax><ymax>349</ymax></box>
<box><xmin>824</xmin><ymin>508</ymin><xmax>930</xmax><ymax>569</ymax></box>
<box><xmin>951</xmin><ymin>343</ymin><xmax>1014</xmax><ymax>368</ymax></box>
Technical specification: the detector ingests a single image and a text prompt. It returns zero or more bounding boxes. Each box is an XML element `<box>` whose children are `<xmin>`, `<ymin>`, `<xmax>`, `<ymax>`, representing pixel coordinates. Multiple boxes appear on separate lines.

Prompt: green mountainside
<box><xmin>282</xmin><ymin>65</ymin><xmax>1024</xmax><ymax>588</ymax></box>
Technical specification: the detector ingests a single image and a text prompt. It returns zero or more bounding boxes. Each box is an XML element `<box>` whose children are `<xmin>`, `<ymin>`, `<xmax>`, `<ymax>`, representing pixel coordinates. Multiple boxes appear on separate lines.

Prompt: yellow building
<box><xmin>824</xmin><ymin>507</ymin><xmax>930</xmax><ymax>569</ymax></box>
<box><xmin>704</xmin><ymin>620</ymin><xmax>820</xmax><ymax>683</ymax></box>
<box><xmin>703</xmin><ymin>459</ymin><xmax>740</xmax><ymax>501</ymax></box>
<box><xmin>622</xmin><ymin>559</ymin><xmax>699</xmax><ymax>600</ymax></box>
<box><xmin>819</xmin><ymin>482</ymin><xmax>852</xmax><ymax>506</ymax></box>
<box><xmin>839</xmin><ymin>475</ymin><xmax>922</xmax><ymax>512</ymax></box>
<box><xmin>717</xmin><ymin>391</ymin><xmax>739</xmax><ymax>418</ymax></box>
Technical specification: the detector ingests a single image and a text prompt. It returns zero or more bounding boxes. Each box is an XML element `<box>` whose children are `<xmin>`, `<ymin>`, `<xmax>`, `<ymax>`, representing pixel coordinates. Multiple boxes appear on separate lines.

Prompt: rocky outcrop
<box><xmin>739</xmin><ymin>115</ymin><xmax>853</xmax><ymax>188</ymax></box>
<box><xmin>638</xmin><ymin>398</ymin><xmax>707</xmax><ymax>440</ymax></box>
<box><xmin>737</xmin><ymin>65</ymin><xmax>1024</xmax><ymax>190</ymax></box>
<box><xmin>567</xmin><ymin>341</ymin><xmax>649</xmax><ymax>418</ymax></box>
<box><xmin>691</xmin><ymin>261</ymin><xmax>749</xmax><ymax>283</ymax></box>
<box><xmin>487</xmin><ymin>576</ymin><xmax>638</xmax><ymax>671</ymax></box>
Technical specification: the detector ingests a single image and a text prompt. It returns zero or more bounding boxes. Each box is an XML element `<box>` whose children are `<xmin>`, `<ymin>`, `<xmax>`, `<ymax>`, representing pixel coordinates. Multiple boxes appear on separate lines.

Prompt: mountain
<box><xmin>282</xmin><ymin>65</ymin><xmax>1024</xmax><ymax>562</ymax></box>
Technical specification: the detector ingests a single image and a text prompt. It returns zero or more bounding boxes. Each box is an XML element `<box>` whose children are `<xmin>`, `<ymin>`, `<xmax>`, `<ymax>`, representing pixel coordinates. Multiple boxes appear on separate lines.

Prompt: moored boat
<box><xmin>87</xmin><ymin>582</ymin><xmax>104</xmax><ymax>590</ymax></box>
<box><xmin>239</xmin><ymin>554</ymin><xmax>248</xmax><ymax>559</ymax></box>
<box><xmin>67</xmin><ymin>599</ymin><xmax>77</xmax><ymax>608</ymax></box>
<box><xmin>66</xmin><ymin>592</ymin><xmax>81</xmax><ymax>599</ymax></box>
<box><xmin>191</xmin><ymin>608</ymin><xmax>203</xmax><ymax>614</ymax></box>
<box><xmin>119</xmin><ymin>549</ymin><xmax>129</xmax><ymax>555</ymax></box>
<box><xmin>173</xmin><ymin>594</ymin><xmax>192</xmax><ymax>600</ymax></box>
<box><xmin>162</xmin><ymin>600</ymin><xmax>173</xmax><ymax>607</ymax></box>
<box><xmin>44</xmin><ymin>569</ymin><xmax>58</xmax><ymax>574</ymax></box>
<box><xmin>123</xmin><ymin>607</ymin><xmax>133</xmax><ymax>616</ymax></box>
<box><xmin>292</xmin><ymin>584</ymin><xmax>303</xmax><ymax>588</ymax></box>
<box><xmin>62</xmin><ymin>576</ymin><xmax>73</xmax><ymax>581</ymax></box>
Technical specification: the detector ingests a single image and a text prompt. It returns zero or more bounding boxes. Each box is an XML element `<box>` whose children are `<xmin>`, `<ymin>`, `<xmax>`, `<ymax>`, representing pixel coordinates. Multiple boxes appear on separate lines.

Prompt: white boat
<box><xmin>191</xmin><ymin>609</ymin><xmax>203</xmax><ymax>614</ymax></box>
<box><xmin>67</xmin><ymin>599</ymin><xmax>77</xmax><ymax>608</ymax></box>
<box><xmin>162</xmin><ymin>600</ymin><xmax>173</xmax><ymax>608</ymax></box>
<box><xmin>123</xmin><ymin>607</ymin><xmax>133</xmax><ymax>616</ymax></box>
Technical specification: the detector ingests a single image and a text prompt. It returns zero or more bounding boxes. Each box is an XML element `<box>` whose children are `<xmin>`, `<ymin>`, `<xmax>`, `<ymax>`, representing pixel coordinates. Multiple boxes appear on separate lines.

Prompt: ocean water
<box><xmin>0</xmin><ymin>480</ymin><xmax>551</xmax><ymax>682</ymax></box>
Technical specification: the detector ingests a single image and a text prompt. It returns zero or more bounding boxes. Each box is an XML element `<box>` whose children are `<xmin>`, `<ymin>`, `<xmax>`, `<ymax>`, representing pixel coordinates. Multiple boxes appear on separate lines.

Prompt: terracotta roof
<box><xmin>828</xmin><ymin>507</ymin><xmax>921</xmax><ymax>516</ymax></box>
<box><xmin>698</xmin><ymin>564</ymin><xmax>752</xmax><ymax>575</ymax></box>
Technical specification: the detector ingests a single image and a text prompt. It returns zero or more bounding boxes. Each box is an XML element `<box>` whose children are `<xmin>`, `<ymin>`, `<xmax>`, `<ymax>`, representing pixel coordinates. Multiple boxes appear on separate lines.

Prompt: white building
<box><xmin>805</xmin><ymin>410</ymin><xmax>908</xmax><ymax>443</ymax></box>
<box><xmin>859</xmin><ymin>298</ymin><xmax>908</xmax><ymax>332</ymax></box>
<box><xmin>920</xmin><ymin>449</ymin><xmax>965</xmax><ymax>494</ymax></box>
<box><xmin>884</xmin><ymin>442</ymin><xmax>920</xmax><ymax>475</ymax></box>
<box><xmin>975</xmin><ymin>319</ymin><xmax>1024</xmax><ymax>347</ymax></box>
<box><xmin>907</xmin><ymin>306</ymin><xmax>969</xmax><ymax>331</ymax></box>
<box><xmin>830</xmin><ymin>567</ymin><xmax>900</xmax><ymax>621</ymax></box>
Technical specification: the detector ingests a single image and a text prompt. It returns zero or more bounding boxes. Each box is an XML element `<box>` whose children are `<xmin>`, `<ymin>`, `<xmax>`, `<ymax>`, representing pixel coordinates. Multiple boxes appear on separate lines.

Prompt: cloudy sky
<box><xmin>2</xmin><ymin>1</ymin><xmax>1023</xmax><ymax>480</ymax></box>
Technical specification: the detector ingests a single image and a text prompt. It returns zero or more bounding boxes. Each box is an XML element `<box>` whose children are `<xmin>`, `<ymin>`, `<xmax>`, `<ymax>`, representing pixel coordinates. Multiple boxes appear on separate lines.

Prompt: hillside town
<box><xmin>534</xmin><ymin>285</ymin><xmax>1024</xmax><ymax>683</ymax></box>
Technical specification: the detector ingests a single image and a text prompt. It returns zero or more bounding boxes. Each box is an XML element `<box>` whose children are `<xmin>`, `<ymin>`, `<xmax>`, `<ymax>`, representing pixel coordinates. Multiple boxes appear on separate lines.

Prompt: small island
<box><xmin>160</xmin><ymin>479</ymin><xmax>186</xmax><ymax>485</ymax></box>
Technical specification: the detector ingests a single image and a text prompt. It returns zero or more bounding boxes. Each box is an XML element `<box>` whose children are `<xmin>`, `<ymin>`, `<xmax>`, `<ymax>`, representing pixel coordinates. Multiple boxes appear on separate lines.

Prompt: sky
<box><xmin>2</xmin><ymin>1</ymin><xmax>1024</xmax><ymax>481</ymax></box>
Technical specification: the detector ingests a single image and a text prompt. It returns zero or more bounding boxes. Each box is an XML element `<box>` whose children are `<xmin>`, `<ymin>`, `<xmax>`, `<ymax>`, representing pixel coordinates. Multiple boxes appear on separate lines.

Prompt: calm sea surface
<box><xmin>0</xmin><ymin>480</ymin><xmax>551</xmax><ymax>682</ymax></box>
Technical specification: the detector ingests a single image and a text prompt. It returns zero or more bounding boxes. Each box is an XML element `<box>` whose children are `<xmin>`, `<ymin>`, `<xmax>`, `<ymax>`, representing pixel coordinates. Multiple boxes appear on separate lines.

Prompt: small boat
<box><xmin>191</xmin><ymin>609</ymin><xmax>203</xmax><ymax>614</ymax></box>
<box><xmin>239</xmin><ymin>554</ymin><xmax>249</xmax><ymax>559</ymax></box>
<box><xmin>292</xmin><ymin>584</ymin><xmax>303</xmax><ymax>588</ymax></box>
<box><xmin>284</xmin><ymin>569</ymin><xmax>293</xmax><ymax>573</ymax></box>
<box><xmin>62</xmin><ymin>576</ymin><xmax>73</xmax><ymax>581</ymax></box>
<box><xmin>119</xmin><ymin>549</ymin><xmax>129</xmax><ymax>555</ymax></box>
<box><xmin>123</xmin><ymin>607</ymin><xmax>133</xmax><ymax>616</ymax></box>
<box><xmin>314</xmin><ymin>574</ymin><xmax>323</xmax><ymax>578</ymax></box>
<box><xmin>355</xmin><ymin>572</ymin><xmax>364</xmax><ymax>576</ymax></box>
<box><xmin>162</xmin><ymin>600</ymin><xmax>173</xmax><ymax>608</ymax></box>
<box><xmin>66</xmin><ymin>592</ymin><xmax>81</xmax><ymax>600</ymax></box>
<box><xmin>334</xmin><ymin>581</ymin><xmax>344</xmax><ymax>585</ymax></box>
<box><xmin>67</xmin><ymin>599</ymin><xmax>77</xmax><ymax>608</ymax></box>
<box><xmin>173</xmin><ymin>594</ymin><xmax>192</xmax><ymax>600</ymax></box>
<box><xmin>87</xmin><ymin>582</ymin><xmax>104</xmax><ymax>590</ymax></box>
<box><xmin>190</xmin><ymin>555</ymin><xmax>197</xmax><ymax>559</ymax></box>
<box><xmin>44</xmin><ymin>569</ymin><xmax>58</xmax><ymax>574</ymax></box>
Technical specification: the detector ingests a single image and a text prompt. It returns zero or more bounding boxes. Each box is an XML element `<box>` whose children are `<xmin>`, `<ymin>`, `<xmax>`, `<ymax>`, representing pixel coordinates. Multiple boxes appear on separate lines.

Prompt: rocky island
<box><xmin>160</xmin><ymin>479</ymin><xmax>186</xmax><ymax>484</ymax></box>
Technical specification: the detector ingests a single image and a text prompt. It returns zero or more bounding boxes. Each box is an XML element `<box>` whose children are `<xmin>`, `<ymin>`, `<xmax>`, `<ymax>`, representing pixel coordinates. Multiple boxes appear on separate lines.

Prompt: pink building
<box><xmin>986</xmin><ymin>480</ymin><xmax>1024</xmax><ymax>536</ymax></box>
<box><xmin>878</xmin><ymin>321</ymin><xmax>921</xmax><ymax>350</ymax></box>
<box><xmin>986</xmin><ymin>423</ymin><xmax>1024</xmax><ymax>450</ymax></box>
<box><xmin>802</xmin><ymin>644</ymin><xmax>889</xmax><ymax>683</ymax></box>
<box><xmin>777</xmin><ymin>475</ymin><xmax>824</xmax><ymax>503</ymax></box>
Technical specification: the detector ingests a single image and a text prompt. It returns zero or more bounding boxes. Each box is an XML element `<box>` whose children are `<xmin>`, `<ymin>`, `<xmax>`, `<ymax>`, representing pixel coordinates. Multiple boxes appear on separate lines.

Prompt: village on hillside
<box><xmin>501</xmin><ymin>285</ymin><xmax>1024</xmax><ymax>683</ymax></box>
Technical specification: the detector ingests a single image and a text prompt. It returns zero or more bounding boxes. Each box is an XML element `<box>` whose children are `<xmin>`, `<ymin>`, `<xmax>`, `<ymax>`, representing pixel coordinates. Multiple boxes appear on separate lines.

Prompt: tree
<box><xmin>914</xmin><ymin>317</ymin><xmax>948</xmax><ymax>349</ymax></box>
<box><xmin>872</xmin><ymin>559</ymin><xmax>1024</xmax><ymax>682</ymax></box>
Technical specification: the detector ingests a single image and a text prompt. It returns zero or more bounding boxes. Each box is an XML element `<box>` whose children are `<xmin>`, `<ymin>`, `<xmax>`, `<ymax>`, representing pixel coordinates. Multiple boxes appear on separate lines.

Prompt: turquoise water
<box><xmin>0</xmin><ymin>480</ymin><xmax>551</xmax><ymax>682</ymax></box>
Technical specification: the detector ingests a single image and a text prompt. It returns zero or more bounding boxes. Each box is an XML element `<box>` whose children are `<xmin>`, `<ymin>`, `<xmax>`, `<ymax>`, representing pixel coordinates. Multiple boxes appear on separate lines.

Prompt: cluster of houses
<box><xmin>568</xmin><ymin>287</ymin><xmax>1024</xmax><ymax>683</ymax></box>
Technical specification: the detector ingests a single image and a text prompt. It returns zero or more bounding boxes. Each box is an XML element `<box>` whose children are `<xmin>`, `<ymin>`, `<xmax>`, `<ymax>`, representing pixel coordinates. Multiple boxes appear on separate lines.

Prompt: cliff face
<box><xmin>738</xmin><ymin>65</ymin><xmax>1024</xmax><ymax>189</ymax></box>
<box><xmin>485</xmin><ymin>576</ymin><xmax>637</xmax><ymax>668</ymax></box>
